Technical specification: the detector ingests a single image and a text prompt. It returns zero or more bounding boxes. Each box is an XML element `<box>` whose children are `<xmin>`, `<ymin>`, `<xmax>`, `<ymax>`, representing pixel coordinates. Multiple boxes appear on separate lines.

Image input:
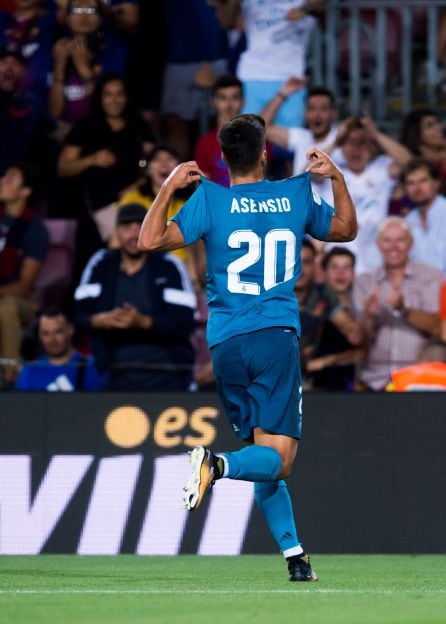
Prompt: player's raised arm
<box><xmin>306</xmin><ymin>148</ymin><xmax>357</xmax><ymax>242</ymax></box>
<box><xmin>137</xmin><ymin>161</ymin><xmax>204</xmax><ymax>252</ymax></box>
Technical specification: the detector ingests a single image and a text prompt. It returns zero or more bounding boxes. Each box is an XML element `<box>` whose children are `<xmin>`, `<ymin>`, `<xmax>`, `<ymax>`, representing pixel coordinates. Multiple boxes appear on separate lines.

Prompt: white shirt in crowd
<box><xmin>237</xmin><ymin>0</ymin><xmax>316</xmax><ymax>81</ymax></box>
<box><xmin>405</xmin><ymin>194</ymin><xmax>446</xmax><ymax>275</ymax></box>
<box><xmin>287</xmin><ymin>126</ymin><xmax>341</xmax><ymax>203</ymax></box>
<box><xmin>326</xmin><ymin>155</ymin><xmax>395</xmax><ymax>276</ymax></box>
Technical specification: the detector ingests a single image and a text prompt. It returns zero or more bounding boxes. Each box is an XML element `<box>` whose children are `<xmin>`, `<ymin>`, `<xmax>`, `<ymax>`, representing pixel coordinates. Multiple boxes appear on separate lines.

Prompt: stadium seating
<box><xmin>34</xmin><ymin>219</ymin><xmax>77</xmax><ymax>309</ymax></box>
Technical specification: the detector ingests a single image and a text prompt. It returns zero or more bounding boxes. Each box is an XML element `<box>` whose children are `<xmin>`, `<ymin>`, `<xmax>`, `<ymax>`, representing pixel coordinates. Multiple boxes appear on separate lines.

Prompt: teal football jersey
<box><xmin>173</xmin><ymin>174</ymin><xmax>334</xmax><ymax>347</ymax></box>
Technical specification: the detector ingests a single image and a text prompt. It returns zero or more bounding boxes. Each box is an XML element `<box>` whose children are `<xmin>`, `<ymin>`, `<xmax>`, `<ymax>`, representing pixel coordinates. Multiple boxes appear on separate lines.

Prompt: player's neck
<box><xmin>229</xmin><ymin>165</ymin><xmax>265</xmax><ymax>186</ymax></box>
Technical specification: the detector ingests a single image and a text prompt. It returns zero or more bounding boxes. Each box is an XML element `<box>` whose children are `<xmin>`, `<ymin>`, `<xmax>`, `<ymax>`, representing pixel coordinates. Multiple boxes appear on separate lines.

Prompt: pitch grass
<box><xmin>0</xmin><ymin>555</ymin><xmax>445</xmax><ymax>624</ymax></box>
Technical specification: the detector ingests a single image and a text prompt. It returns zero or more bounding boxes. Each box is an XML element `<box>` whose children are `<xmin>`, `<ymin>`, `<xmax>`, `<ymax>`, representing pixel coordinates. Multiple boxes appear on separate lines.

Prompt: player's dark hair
<box><xmin>399</xmin><ymin>108</ymin><xmax>437</xmax><ymax>155</ymax></box>
<box><xmin>400</xmin><ymin>157</ymin><xmax>441</xmax><ymax>184</ymax></box>
<box><xmin>213</xmin><ymin>74</ymin><xmax>243</xmax><ymax>96</ymax></box>
<box><xmin>302</xmin><ymin>238</ymin><xmax>316</xmax><ymax>255</ymax></box>
<box><xmin>307</xmin><ymin>87</ymin><xmax>336</xmax><ymax>108</ymax></box>
<box><xmin>322</xmin><ymin>247</ymin><xmax>356</xmax><ymax>270</ymax></box>
<box><xmin>218</xmin><ymin>114</ymin><xmax>266</xmax><ymax>175</ymax></box>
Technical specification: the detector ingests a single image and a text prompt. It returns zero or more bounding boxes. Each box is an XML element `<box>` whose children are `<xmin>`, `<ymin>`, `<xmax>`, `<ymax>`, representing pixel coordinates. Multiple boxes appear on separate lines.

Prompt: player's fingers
<box><xmin>306</xmin><ymin>147</ymin><xmax>329</xmax><ymax>161</ymax></box>
<box><xmin>184</xmin><ymin>161</ymin><xmax>205</xmax><ymax>174</ymax></box>
<box><xmin>305</xmin><ymin>158</ymin><xmax>328</xmax><ymax>173</ymax></box>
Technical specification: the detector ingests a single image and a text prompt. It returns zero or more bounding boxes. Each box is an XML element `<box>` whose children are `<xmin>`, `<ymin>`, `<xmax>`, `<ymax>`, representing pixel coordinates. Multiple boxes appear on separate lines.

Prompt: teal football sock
<box><xmin>222</xmin><ymin>445</ymin><xmax>282</xmax><ymax>481</ymax></box>
<box><xmin>254</xmin><ymin>480</ymin><xmax>301</xmax><ymax>553</ymax></box>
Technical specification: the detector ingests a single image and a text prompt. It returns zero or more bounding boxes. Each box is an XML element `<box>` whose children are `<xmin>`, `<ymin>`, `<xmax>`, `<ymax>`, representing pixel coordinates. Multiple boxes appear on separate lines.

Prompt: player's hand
<box><xmin>305</xmin><ymin>148</ymin><xmax>343</xmax><ymax>180</ymax></box>
<box><xmin>163</xmin><ymin>161</ymin><xmax>205</xmax><ymax>191</ymax></box>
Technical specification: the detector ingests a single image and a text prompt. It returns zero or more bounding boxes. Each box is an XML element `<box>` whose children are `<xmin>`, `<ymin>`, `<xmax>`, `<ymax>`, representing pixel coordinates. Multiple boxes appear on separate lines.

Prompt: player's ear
<box><xmin>221</xmin><ymin>151</ymin><xmax>228</xmax><ymax>166</ymax></box>
<box><xmin>260</xmin><ymin>148</ymin><xmax>267</xmax><ymax>168</ymax></box>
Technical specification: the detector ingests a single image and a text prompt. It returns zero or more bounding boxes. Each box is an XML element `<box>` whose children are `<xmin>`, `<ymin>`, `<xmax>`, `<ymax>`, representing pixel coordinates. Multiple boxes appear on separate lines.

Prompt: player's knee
<box><xmin>277</xmin><ymin>457</ymin><xmax>293</xmax><ymax>479</ymax></box>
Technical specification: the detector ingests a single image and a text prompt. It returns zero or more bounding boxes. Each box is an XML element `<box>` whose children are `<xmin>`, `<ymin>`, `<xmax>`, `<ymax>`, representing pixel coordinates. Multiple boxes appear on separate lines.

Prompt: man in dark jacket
<box><xmin>74</xmin><ymin>203</ymin><xmax>196</xmax><ymax>391</ymax></box>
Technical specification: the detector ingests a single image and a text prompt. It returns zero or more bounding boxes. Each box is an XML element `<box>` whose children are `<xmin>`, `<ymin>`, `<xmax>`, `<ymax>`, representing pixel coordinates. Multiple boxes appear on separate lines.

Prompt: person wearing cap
<box><xmin>0</xmin><ymin>0</ymin><xmax>55</xmax><ymax>103</ymax></box>
<box><xmin>74</xmin><ymin>202</ymin><xmax>196</xmax><ymax>391</ymax></box>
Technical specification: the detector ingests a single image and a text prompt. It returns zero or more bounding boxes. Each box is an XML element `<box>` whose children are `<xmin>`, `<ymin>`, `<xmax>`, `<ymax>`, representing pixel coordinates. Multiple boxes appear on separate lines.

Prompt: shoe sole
<box><xmin>289</xmin><ymin>570</ymin><xmax>318</xmax><ymax>582</ymax></box>
<box><xmin>183</xmin><ymin>446</ymin><xmax>214</xmax><ymax>511</ymax></box>
<box><xmin>289</xmin><ymin>574</ymin><xmax>318</xmax><ymax>582</ymax></box>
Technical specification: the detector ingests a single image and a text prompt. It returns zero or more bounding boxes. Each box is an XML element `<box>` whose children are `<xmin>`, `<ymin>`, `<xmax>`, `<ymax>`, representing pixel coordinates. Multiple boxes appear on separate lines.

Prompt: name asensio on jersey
<box><xmin>230</xmin><ymin>197</ymin><xmax>291</xmax><ymax>214</ymax></box>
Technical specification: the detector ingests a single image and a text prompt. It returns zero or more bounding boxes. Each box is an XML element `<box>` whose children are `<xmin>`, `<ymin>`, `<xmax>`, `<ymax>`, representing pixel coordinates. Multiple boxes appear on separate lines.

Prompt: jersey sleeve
<box><xmin>171</xmin><ymin>182</ymin><xmax>209</xmax><ymax>245</ymax></box>
<box><xmin>305</xmin><ymin>181</ymin><xmax>335</xmax><ymax>241</ymax></box>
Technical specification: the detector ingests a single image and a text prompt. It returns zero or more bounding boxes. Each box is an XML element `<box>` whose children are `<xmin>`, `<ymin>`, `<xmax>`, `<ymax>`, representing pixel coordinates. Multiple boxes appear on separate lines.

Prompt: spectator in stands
<box><xmin>325</xmin><ymin>115</ymin><xmax>412</xmax><ymax>275</ymax></box>
<box><xmin>56</xmin><ymin>0</ymin><xmax>138</xmax><ymax>74</ymax></box>
<box><xmin>74</xmin><ymin>203</ymin><xmax>196</xmax><ymax>391</ymax></box>
<box><xmin>0</xmin><ymin>49</ymin><xmax>51</xmax><ymax>176</ymax></box>
<box><xmin>195</xmin><ymin>74</ymin><xmax>244</xmax><ymax>188</ymax></box>
<box><xmin>15</xmin><ymin>307</ymin><xmax>104</xmax><ymax>390</ymax></box>
<box><xmin>353</xmin><ymin>217</ymin><xmax>442</xmax><ymax>392</ymax></box>
<box><xmin>0</xmin><ymin>162</ymin><xmax>49</xmax><ymax>389</ymax></box>
<box><xmin>262</xmin><ymin>82</ymin><xmax>339</xmax><ymax>202</ymax></box>
<box><xmin>160</xmin><ymin>0</ymin><xmax>229</xmax><ymax>160</ymax></box>
<box><xmin>399</xmin><ymin>108</ymin><xmax>446</xmax><ymax>195</ymax></box>
<box><xmin>307</xmin><ymin>247</ymin><xmax>364</xmax><ymax>391</ymax></box>
<box><xmin>120</xmin><ymin>145</ymin><xmax>183</xmax><ymax>215</ymax></box>
<box><xmin>48</xmin><ymin>0</ymin><xmax>128</xmax><ymax>139</ymax></box>
<box><xmin>294</xmin><ymin>239</ymin><xmax>362</xmax><ymax>387</ymax></box>
<box><xmin>209</xmin><ymin>0</ymin><xmax>246</xmax><ymax>76</ymax></box>
<box><xmin>229</xmin><ymin>0</ymin><xmax>325</xmax><ymax>128</ymax></box>
<box><xmin>56</xmin><ymin>0</ymin><xmax>139</xmax><ymax>34</ymax></box>
<box><xmin>119</xmin><ymin>144</ymin><xmax>199</xmax><ymax>284</ymax></box>
<box><xmin>387</xmin><ymin>339</ymin><xmax>446</xmax><ymax>392</ymax></box>
<box><xmin>401</xmin><ymin>158</ymin><xmax>446</xmax><ymax>275</ymax></box>
<box><xmin>0</xmin><ymin>0</ymin><xmax>55</xmax><ymax>103</ymax></box>
<box><xmin>57</xmin><ymin>72</ymin><xmax>155</xmax><ymax>276</ymax></box>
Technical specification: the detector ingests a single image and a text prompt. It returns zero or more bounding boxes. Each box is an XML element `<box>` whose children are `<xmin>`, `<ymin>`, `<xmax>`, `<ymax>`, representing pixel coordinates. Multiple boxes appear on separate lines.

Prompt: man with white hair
<box><xmin>353</xmin><ymin>216</ymin><xmax>442</xmax><ymax>391</ymax></box>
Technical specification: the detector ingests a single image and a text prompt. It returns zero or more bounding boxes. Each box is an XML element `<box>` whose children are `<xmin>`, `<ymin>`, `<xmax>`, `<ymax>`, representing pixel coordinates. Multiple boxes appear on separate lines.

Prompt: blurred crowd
<box><xmin>2</xmin><ymin>0</ymin><xmax>446</xmax><ymax>393</ymax></box>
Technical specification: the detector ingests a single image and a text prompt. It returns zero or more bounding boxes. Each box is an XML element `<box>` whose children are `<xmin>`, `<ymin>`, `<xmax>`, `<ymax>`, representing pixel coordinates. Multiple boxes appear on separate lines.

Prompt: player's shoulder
<box><xmin>282</xmin><ymin>171</ymin><xmax>312</xmax><ymax>190</ymax></box>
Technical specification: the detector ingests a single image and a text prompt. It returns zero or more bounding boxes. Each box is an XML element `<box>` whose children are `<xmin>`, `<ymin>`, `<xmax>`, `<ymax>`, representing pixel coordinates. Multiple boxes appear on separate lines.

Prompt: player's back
<box><xmin>174</xmin><ymin>174</ymin><xmax>333</xmax><ymax>347</ymax></box>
